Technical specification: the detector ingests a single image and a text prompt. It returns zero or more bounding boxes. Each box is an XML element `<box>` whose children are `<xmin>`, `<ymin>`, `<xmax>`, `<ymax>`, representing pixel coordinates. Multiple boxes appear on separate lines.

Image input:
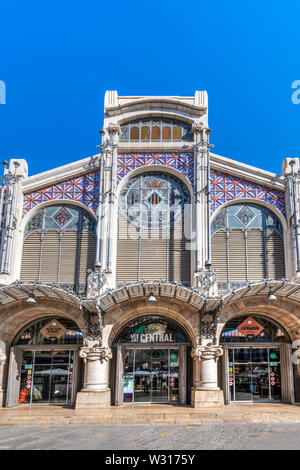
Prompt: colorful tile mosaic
<box><xmin>22</xmin><ymin>158</ymin><xmax>286</xmax><ymax>218</ymax></box>
<box><xmin>23</xmin><ymin>171</ymin><xmax>99</xmax><ymax>216</ymax></box>
<box><xmin>210</xmin><ymin>169</ymin><xmax>286</xmax><ymax>217</ymax></box>
<box><xmin>117</xmin><ymin>153</ymin><xmax>194</xmax><ymax>184</ymax></box>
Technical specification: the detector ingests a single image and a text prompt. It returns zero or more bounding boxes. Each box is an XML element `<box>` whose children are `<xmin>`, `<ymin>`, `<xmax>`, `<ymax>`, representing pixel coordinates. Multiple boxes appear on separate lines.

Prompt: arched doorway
<box><xmin>6</xmin><ymin>316</ymin><xmax>83</xmax><ymax>407</ymax></box>
<box><xmin>112</xmin><ymin>315</ymin><xmax>192</xmax><ymax>405</ymax></box>
<box><xmin>220</xmin><ymin>315</ymin><xmax>293</xmax><ymax>403</ymax></box>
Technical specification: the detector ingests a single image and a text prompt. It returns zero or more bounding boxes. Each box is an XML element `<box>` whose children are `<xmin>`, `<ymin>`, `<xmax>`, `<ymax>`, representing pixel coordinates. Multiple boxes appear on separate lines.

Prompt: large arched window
<box><xmin>211</xmin><ymin>203</ymin><xmax>285</xmax><ymax>290</ymax></box>
<box><xmin>21</xmin><ymin>205</ymin><xmax>96</xmax><ymax>293</ymax></box>
<box><xmin>120</xmin><ymin>119</ymin><xmax>192</xmax><ymax>142</ymax></box>
<box><xmin>117</xmin><ymin>172</ymin><xmax>191</xmax><ymax>286</ymax></box>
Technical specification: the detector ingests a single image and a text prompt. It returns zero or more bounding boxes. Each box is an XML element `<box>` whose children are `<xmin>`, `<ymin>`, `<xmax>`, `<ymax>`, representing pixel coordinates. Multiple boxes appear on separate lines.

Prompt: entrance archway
<box><xmin>6</xmin><ymin>316</ymin><xmax>83</xmax><ymax>407</ymax></box>
<box><xmin>220</xmin><ymin>314</ymin><xmax>293</xmax><ymax>404</ymax></box>
<box><xmin>112</xmin><ymin>315</ymin><xmax>192</xmax><ymax>405</ymax></box>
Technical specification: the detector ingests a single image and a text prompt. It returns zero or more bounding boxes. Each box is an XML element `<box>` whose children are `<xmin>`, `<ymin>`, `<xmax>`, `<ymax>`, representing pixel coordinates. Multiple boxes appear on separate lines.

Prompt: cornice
<box><xmin>105</xmin><ymin>98</ymin><xmax>207</xmax><ymax>118</ymax></box>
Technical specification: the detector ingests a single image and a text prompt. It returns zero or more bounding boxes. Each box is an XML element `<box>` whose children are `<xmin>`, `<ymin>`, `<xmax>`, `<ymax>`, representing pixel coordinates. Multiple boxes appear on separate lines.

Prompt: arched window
<box><xmin>220</xmin><ymin>315</ymin><xmax>289</xmax><ymax>344</ymax></box>
<box><xmin>120</xmin><ymin>119</ymin><xmax>192</xmax><ymax>142</ymax></box>
<box><xmin>13</xmin><ymin>316</ymin><xmax>83</xmax><ymax>346</ymax></box>
<box><xmin>117</xmin><ymin>172</ymin><xmax>191</xmax><ymax>286</ymax></box>
<box><xmin>211</xmin><ymin>203</ymin><xmax>285</xmax><ymax>290</ymax></box>
<box><xmin>21</xmin><ymin>205</ymin><xmax>96</xmax><ymax>293</ymax></box>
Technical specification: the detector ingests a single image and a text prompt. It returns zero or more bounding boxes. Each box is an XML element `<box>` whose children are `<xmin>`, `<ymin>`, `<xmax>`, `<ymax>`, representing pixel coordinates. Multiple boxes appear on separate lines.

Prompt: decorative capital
<box><xmin>79</xmin><ymin>346</ymin><xmax>112</xmax><ymax>363</ymax></box>
<box><xmin>191</xmin><ymin>122</ymin><xmax>203</xmax><ymax>134</ymax></box>
<box><xmin>107</xmin><ymin>123</ymin><xmax>121</xmax><ymax>135</ymax></box>
<box><xmin>191</xmin><ymin>345</ymin><xmax>223</xmax><ymax>362</ymax></box>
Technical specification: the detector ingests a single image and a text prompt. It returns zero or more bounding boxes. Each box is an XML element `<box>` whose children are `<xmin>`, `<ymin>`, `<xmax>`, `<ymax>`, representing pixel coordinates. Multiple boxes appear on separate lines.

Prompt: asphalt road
<box><xmin>0</xmin><ymin>423</ymin><xmax>299</xmax><ymax>450</ymax></box>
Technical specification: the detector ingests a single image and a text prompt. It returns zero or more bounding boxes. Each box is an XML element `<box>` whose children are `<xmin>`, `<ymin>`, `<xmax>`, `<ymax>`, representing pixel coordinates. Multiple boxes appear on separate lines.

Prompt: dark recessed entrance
<box><xmin>113</xmin><ymin>315</ymin><xmax>191</xmax><ymax>405</ymax></box>
<box><xmin>6</xmin><ymin>317</ymin><xmax>83</xmax><ymax>407</ymax></box>
<box><xmin>220</xmin><ymin>315</ymin><xmax>293</xmax><ymax>404</ymax></box>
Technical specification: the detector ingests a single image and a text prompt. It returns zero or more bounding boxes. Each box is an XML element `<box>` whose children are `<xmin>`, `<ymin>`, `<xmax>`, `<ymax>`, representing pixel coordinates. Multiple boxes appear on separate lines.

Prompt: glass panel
<box><xmin>13</xmin><ymin>317</ymin><xmax>83</xmax><ymax>346</ymax></box>
<box><xmin>33</xmin><ymin>363</ymin><xmax>52</xmax><ymax>403</ymax></box>
<box><xmin>221</xmin><ymin>315</ymin><xmax>289</xmax><ymax>343</ymax></box>
<box><xmin>228</xmin><ymin>348</ymin><xmax>234</xmax><ymax>402</ymax></box>
<box><xmin>172</xmin><ymin>126</ymin><xmax>182</xmax><ymax>140</ymax></box>
<box><xmin>269</xmin><ymin>348</ymin><xmax>281</xmax><ymax>400</ymax></box>
<box><xmin>116</xmin><ymin>315</ymin><xmax>189</xmax><ymax>344</ymax></box>
<box><xmin>251</xmin><ymin>348</ymin><xmax>269</xmax><ymax>363</ymax></box>
<box><xmin>141</xmin><ymin>126</ymin><xmax>150</xmax><ymax>140</ymax></box>
<box><xmin>169</xmin><ymin>349</ymin><xmax>179</xmax><ymax>402</ymax></box>
<box><xmin>229</xmin><ymin>347</ymin><xmax>282</xmax><ymax>403</ymax></box>
<box><xmin>49</xmin><ymin>364</ymin><xmax>70</xmax><ymax>403</ymax></box>
<box><xmin>162</xmin><ymin>126</ymin><xmax>171</xmax><ymax>140</ymax></box>
<box><xmin>19</xmin><ymin>351</ymin><xmax>34</xmax><ymax>405</ymax></box>
<box><xmin>19</xmin><ymin>349</ymin><xmax>74</xmax><ymax>405</ymax></box>
<box><xmin>151</xmin><ymin>349</ymin><xmax>168</xmax><ymax>403</ymax></box>
<box><xmin>124</xmin><ymin>347</ymin><xmax>180</xmax><ymax>403</ymax></box>
<box><xmin>251</xmin><ymin>362</ymin><xmax>269</xmax><ymax>401</ymax></box>
<box><xmin>134</xmin><ymin>349</ymin><xmax>151</xmax><ymax>402</ymax></box>
<box><xmin>123</xmin><ymin>349</ymin><xmax>134</xmax><ymax>403</ymax></box>
<box><xmin>234</xmin><ymin>361</ymin><xmax>252</xmax><ymax>401</ymax></box>
<box><xmin>130</xmin><ymin>126</ymin><xmax>139</xmax><ymax>140</ymax></box>
<box><xmin>151</xmin><ymin>126</ymin><xmax>160</xmax><ymax>140</ymax></box>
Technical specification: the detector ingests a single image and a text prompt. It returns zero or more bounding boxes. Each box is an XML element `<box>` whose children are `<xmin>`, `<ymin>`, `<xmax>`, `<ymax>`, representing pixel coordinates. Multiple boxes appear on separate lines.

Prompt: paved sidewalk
<box><xmin>1</xmin><ymin>403</ymin><xmax>300</xmax><ymax>425</ymax></box>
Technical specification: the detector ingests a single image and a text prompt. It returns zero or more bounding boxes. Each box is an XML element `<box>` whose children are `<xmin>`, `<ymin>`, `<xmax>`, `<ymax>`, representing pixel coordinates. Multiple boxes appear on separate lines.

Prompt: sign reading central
<box><xmin>130</xmin><ymin>333</ymin><xmax>174</xmax><ymax>343</ymax></box>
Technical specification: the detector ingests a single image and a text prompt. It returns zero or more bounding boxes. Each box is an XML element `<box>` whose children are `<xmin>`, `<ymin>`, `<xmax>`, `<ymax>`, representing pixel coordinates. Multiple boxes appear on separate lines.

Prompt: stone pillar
<box><xmin>0</xmin><ymin>159</ymin><xmax>28</xmax><ymax>285</ymax></box>
<box><xmin>75</xmin><ymin>346</ymin><xmax>112</xmax><ymax>409</ymax></box>
<box><xmin>282</xmin><ymin>157</ymin><xmax>300</xmax><ymax>280</ymax></box>
<box><xmin>191</xmin><ymin>345</ymin><xmax>224</xmax><ymax>407</ymax></box>
<box><xmin>0</xmin><ymin>347</ymin><xmax>7</xmax><ymax>407</ymax></box>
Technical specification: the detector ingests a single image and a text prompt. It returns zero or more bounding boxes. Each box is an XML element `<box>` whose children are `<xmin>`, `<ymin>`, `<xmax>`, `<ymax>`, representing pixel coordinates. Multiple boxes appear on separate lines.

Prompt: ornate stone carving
<box><xmin>195</xmin><ymin>268</ymin><xmax>217</xmax><ymax>295</ymax></box>
<box><xmin>191</xmin><ymin>345</ymin><xmax>223</xmax><ymax>362</ymax></box>
<box><xmin>199</xmin><ymin>301</ymin><xmax>223</xmax><ymax>343</ymax></box>
<box><xmin>79</xmin><ymin>346</ymin><xmax>112</xmax><ymax>363</ymax></box>
<box><xmin>87</xmin><ymin>266</ymin><xmax>107</xmax><ymax>291</ymax></box>
<box><xmin>82</xmin><ymin>304</ymin><xmax>104</xmax><ymax>347</ymax></box>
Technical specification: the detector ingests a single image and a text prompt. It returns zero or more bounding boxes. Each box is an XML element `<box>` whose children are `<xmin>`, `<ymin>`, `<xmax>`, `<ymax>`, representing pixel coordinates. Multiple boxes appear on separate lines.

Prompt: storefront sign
<box><xmin>236</xmin><ymin>317</ymin><xmax>264</xmax><ymax>337</ymax></box>
<box><xmin>130</xmin><ymin>333</ymin><xmax>174</xmax><ymax>343</ymax></box>
<box><xmin>40</xmin><ymin>320</ymin><xmax>67</xmax><ymax>341</ymax></box>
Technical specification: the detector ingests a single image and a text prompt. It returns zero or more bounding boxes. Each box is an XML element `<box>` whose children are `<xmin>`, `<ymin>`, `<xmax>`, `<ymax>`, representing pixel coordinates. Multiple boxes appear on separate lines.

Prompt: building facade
<box><xmin>1</xmin><ymin>91</ymin><xmax>300</xmax><ymax>408</ymax></box>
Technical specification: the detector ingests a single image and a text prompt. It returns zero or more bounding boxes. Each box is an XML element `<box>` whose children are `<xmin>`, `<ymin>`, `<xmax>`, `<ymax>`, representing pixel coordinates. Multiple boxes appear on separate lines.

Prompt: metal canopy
<box><xmin>1</xmin><ymin>280</ymin><xmax>300</xmax><ymax>314</ymax></box>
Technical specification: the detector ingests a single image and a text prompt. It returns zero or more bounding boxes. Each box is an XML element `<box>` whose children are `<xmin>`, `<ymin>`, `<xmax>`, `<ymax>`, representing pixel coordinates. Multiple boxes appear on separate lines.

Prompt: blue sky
<box><xmin>0</xmin><ymin>0</ymin><xmax>300</xmax><ymax>176</ymax></box>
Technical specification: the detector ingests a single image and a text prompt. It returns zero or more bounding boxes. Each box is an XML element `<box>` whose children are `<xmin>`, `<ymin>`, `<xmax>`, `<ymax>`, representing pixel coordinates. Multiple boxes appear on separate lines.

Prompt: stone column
<box><xmin>75</xmin><ymin>345</ymin><xmax>112</xmax><ymax>409</ymax></box>
<box><xmin>0</xmin><ymin>347</ymin><xmax>7</xmax><ymax>407</ymax></box>
<box><xmin>191</xmin><ymin>345</ymin><xmax>224</xmax><ymax>407</ymax></box>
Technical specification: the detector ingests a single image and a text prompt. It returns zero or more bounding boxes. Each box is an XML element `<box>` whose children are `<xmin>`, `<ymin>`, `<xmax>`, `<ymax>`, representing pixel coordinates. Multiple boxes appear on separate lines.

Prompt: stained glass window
<box><xmin>141</xmin><ymin>126</ymin><xmax>150</xmax><ymax>140</ymax></box>
<box><xmin>173</xmin><ymin>126</ymin><xmax>182</xmax><ymax>140</ymax></box>
<box><xmin>162</xmin><ymin>126</ymin><xmax>171</xmax><ymax>140</ymax></box>
<box><xmin>115</xmin><ymin>316</ymin><xmax>190</xmax><ymax>344</ymax></box>
<box><xmin>119</xmin><ymin>172</ymin><xmax>190</xmax><ymax>230</ymax></box>
<box><xmin>120</xmin><ymin>119</ymin><xmax>192</xmax><ymax>142</ymax></box>
<box><xmin>151</xmin><ymin>126</ymin><xmax>160</xmax><ymax>140</ymax></box>
<box><xmin>130</xmin><ymin>126</ymin><xmax>139</xmax><ymax>140</ymax></box>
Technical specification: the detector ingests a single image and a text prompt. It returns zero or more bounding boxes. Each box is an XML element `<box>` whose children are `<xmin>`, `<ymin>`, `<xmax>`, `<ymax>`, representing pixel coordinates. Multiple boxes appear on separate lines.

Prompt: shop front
<box><xmin>112</xmin><ymin>316</ymin><xmax>192</xmax><ymax>405</ymax></box>
<box><xmin>220</xmin><ymin>315</ymin><xmax>294</xmax><ymax>404</ymax></box>
<box><xmin>6</xmin><ymin>317</ymin><xmax>83</xmax><ymax>407</ymax></box>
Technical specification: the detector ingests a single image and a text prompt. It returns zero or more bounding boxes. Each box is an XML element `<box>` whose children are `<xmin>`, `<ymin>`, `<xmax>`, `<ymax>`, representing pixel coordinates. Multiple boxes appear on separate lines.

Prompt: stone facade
<box><xmin>0</xmin><ymin>91</ymin><xmax>300</xmax><ymax>409</ymax></box>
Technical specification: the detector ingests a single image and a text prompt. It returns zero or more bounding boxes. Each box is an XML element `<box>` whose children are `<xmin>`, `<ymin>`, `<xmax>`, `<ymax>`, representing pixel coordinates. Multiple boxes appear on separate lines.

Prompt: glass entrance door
<box><xmin>229</xmin><ymin>347</ymin><xmax>281</xmax><ymax>402</ymax></box>
<box><xmin>19</xmin><ymin>350</ymin><xmax>74</xmax><ymax>405</ymax></box>
<box><xmin>123</xmin><ymin>348</ymin><xmax>179</xmax><ymax>403</ymax></box>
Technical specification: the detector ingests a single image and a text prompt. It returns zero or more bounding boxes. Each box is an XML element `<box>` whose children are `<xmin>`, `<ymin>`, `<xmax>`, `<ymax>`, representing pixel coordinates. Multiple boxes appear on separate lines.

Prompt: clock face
<box><xmin>119</xmin><ymin>172</ymin><xmax>190</xmax><ymax>230</ymax></box>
